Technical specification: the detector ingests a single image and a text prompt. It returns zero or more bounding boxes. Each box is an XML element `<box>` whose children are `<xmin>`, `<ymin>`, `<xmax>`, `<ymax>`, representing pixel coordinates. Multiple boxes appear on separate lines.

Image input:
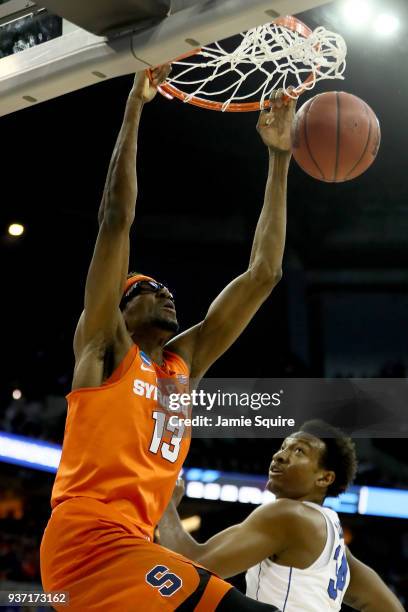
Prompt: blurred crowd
<box><xmin>0</xmin><ymin>523</ymin><xmax>41</xmax><ymax>583</ymax></box>
<box><xmin>1</xmin><ymin>395</ymin><xmax>66</xmax><ymax>446</ymax></box>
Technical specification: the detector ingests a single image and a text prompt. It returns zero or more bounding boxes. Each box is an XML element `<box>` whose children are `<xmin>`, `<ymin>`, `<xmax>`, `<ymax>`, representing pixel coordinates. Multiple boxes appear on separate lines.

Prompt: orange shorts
<box><xmin>40</xmin><ymin>497</ymin><xmax>232</xmax><ymax>611</ymax></box>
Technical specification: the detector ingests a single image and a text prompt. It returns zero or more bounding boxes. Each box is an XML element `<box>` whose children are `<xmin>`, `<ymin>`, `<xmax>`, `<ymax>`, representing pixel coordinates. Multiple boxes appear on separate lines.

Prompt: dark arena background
<box><xmin>0</xmin><ymin>0</ymin><xmax>407</xmax><ymax>610</ymax></box>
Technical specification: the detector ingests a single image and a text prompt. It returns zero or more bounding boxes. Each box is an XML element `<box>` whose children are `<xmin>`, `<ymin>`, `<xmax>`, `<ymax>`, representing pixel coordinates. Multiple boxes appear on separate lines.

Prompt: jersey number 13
<box><xmin>149</xmin><ymin>411</ymin><xmax>185</xmax><ymax>463</ymax></box>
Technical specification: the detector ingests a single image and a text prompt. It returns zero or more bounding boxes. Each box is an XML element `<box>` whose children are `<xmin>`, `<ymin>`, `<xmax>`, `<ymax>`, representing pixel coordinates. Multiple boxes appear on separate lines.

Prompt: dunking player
<box><xmin>40</xmin><ymin>67</ymin><xmax>295</xmax><ymax>610</ymax></box>
<box><xmin>159</xmin><ymin>421</ymin><xmax>405</xmax><ymax>612</ymax></box>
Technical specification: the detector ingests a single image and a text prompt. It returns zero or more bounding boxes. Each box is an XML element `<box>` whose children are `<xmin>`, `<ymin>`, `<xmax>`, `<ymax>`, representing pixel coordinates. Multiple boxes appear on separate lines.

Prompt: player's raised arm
<box><xmin>167</xmin><ymin>91</ymin><xmax>296</xmax><ymax>379</ymax></box>
<box><xmin>344</xmin><ymin>548</ymin><xmax>405</xmax><ymax>612</ymax></box>
<box><xmin>159</xmin><ymin>481</ymin><xmax>294</xmax><ymax>579</ymax></box>
<box><xmin>74</xmin><ymin>67</ymin><xmax>169</xmax><ymax>356</ymax></box>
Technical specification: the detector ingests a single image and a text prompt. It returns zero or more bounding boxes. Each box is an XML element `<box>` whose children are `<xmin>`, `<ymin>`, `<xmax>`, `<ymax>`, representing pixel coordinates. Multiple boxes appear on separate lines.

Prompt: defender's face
<box><xmin>267</xmin><ymin>432</ymin><xmax>327</xmax><ymax>499</ymax></box>
<box><xmin>123</xmin><ymin>285</ymin><xmax>179</xmax><ymax>334</ymax></box>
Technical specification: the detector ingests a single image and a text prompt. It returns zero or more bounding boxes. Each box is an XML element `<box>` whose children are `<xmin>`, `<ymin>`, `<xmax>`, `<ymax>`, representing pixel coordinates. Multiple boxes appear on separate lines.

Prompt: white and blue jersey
<box><xmin>246</xmin><ymin>502</ymin><xmax>350</xmax><ymax>612</ymax></box>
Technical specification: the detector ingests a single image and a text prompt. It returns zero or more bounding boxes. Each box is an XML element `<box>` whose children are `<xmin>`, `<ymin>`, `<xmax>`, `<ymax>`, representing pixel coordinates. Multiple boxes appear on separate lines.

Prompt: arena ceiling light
<box><xmin>373</xmin><ymin>13</ymin><xmax>400</xmax><ymax>36</ymax></box>
<box><xmin>341</xmin><ymin>0</ymin><xmax>373</xmax><ymax>27</ymax></box>
<box><xmin>8</xmin><ymin>223</ymin><xmax>24</xmax><ymax>236</ymax></box>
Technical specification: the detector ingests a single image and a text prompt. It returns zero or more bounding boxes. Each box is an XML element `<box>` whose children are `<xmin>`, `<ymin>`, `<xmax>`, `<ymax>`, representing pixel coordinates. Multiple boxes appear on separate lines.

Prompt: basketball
<box><xmin>291</xmin><ymin>91</ymin><xmax>381</xmax><ymax>182</ymax></box>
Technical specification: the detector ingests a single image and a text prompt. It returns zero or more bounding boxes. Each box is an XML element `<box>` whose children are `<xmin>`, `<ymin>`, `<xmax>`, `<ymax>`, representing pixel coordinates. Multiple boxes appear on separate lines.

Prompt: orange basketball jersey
<box><xmin>51</xmin><ymin>344</ymin><xmax>190</xmax><ymax>541</ymax></box>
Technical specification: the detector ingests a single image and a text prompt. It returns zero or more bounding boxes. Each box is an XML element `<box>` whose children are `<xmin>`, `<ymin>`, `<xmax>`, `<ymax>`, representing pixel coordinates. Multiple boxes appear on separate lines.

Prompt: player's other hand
<box><xmin>132</xmin><ymin>64</ymin><xmax>171</xmax><ymax>103</ymax></box>
<box><xmin>172</xmin><ymin>478</ymin><xmax>185</xmax><ymax>508</ymax></box>
<box><xmin>257</xmin><ymin>88</ymin><xmax>297</xmax><ymax>152</ymax></box>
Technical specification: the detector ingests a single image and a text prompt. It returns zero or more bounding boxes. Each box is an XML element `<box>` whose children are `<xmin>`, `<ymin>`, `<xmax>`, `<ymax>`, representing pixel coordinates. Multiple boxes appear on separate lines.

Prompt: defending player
<box><xmin>159</xmin><ymin>420</ymin><xmax>405</xmax><ymax>612</ymax></box>
<box><xmin>40</xmin><ymin>66</ymin><xmax>294</xmax><ymax>610</ymax></box>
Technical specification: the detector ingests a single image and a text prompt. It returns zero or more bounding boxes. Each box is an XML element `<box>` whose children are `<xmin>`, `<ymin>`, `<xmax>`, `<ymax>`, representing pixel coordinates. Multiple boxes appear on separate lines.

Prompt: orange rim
<box><xmin>152</xmin><ymin>16</ymin><xmax>314</xmax><ymax>112</ymax></box>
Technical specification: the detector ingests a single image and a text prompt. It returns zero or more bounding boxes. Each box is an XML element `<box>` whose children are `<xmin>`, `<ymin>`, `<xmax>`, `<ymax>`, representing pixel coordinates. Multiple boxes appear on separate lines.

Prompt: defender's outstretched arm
<box><xmin>158</xmin><ymin>481</ymin><xmax>293</xmax><ymax>579</ymax></box>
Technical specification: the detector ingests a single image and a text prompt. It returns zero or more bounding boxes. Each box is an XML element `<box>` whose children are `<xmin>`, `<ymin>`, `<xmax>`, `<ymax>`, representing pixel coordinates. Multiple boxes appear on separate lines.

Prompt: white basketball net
<box><xmin>165</xmin><ymin>21</ymin><xmax>347</xmax><ymax>110</ymax></box>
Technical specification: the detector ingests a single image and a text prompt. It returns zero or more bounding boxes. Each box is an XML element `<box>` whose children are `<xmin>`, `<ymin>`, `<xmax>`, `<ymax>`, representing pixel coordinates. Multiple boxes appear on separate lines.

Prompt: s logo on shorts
<box><xmin>145</xmin><ymin>565</ymin><xmax>183</xmax><ymax>597</ymax></box>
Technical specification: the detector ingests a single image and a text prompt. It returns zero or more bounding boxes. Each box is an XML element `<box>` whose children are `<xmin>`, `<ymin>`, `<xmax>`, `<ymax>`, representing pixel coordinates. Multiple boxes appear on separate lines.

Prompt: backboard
<box><xmin>0</xmin><ymin>0</ymin><xmax>333</xmax><ymax>117</ymax></box>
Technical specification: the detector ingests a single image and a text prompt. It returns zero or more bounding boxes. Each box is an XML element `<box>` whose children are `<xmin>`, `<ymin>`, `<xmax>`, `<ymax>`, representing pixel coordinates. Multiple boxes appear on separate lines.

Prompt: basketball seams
<box><xmin>344</xmin><ymin>99</ymin><xmax>372</xmax><ymax>181</ymax></box>
<box><xmin>293</xmin><ymin>92</ymin><xmax>379</xmax><ymax>183</ymax></box>
<box><xmin>334</xmin><ymin>92</ymin><xmax>340</xmax><ymax>182</ymax></box>
<box><xmin>371</xmin><ymin>115</ymin><xmax>381</xmax><ymax>157</ymax></box>
<box><xmin>304</xmin><ymin>96</ymin><xmax>326</xmax><ymax>180</ymax></box>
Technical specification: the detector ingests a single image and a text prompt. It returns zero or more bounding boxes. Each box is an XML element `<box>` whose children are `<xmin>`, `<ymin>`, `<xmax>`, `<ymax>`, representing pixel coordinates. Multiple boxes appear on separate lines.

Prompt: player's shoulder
<box><xmin>265</xmin><ymin>497</ymin><xmax>305</xmax><ymax>513</ymax></box>
<box><xmin>259</xmin><ymin>498</ymin><xmax>323</xmax><ymax>531</ymax></box>
<box><xmin>258</xmin><ymin>498</ymin><xmax>304</xmax><ymax>523</ymax></box>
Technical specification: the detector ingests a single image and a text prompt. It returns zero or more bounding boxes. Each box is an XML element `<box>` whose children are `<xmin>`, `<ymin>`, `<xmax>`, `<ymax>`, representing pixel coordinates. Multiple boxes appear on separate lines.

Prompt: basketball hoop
<box><xmin>152</xmin><ymin>16</ymin><xmax>347</xmax><ymax>112</ymax></box>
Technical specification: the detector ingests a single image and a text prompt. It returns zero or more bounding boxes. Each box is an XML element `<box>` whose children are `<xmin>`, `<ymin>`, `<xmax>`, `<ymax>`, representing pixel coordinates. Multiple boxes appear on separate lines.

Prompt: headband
<box><xmin>123</xmin><ymin>274</ymin><xmax>156</xmax><ymax>297</ymax></box>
